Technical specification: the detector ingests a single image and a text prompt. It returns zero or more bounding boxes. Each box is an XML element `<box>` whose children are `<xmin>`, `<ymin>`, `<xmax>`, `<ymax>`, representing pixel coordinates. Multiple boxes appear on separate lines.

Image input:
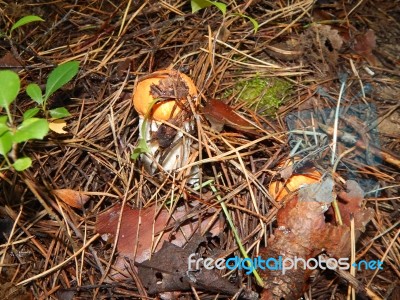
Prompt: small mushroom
<box><xmin>269</xmin><ymin>160</ymin><xmax>321</xmax><ymax>202</ymax></box>
<box><xmin>132</xmin><ymin>69</ymin><xmax>198</xmax><ymax>179</ymax></box>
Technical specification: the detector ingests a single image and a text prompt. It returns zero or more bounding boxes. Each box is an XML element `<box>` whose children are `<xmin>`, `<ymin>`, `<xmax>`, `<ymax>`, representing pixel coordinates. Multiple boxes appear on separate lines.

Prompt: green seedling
<box><xmin>10</xmin><ymin>15</ymin><xmax>44</xmax><ymax>35</ymax></box>
<box><xmin>26</xmin><ymin>61</ymin><xmax>79</xmax><ymax>119</ymax></box>
<box><xmin>0</xmin><ymin>15</ymin><xmax>44</xmax><ymax>38</ymax></box>
<box><xmin>191</xmin><ymin>0</ymin><xmax>227</xmax><ymax>15</ymax></box>
<box><xmin>0</xmin><ymin>61</ymin><xmax>79</xmax><ymax>171</ymax></box>
<box><xmin>131</xmin><ymin>98</ymin><xmax>162</xmax><ymax>160</ymax></box>
<box><xmin>190</xmin><ymin>0</ymin><xmax>259</xmax><ymax>33</ymax></box>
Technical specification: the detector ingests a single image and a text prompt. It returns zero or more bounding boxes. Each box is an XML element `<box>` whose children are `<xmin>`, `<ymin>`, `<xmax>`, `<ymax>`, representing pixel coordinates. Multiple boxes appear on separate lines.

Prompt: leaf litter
<box><xmin>0</xmin><ymin>0</ymin><xmax>399</xmax><ymax>299</ymax></box>
<box><xmin>260</xmin><ymin>179</ymin><xmax>374</xmax><ymax>300</ymax></box>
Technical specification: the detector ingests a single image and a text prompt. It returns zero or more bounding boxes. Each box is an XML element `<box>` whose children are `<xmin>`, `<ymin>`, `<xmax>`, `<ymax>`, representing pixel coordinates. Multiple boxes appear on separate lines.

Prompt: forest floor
<box><xmin>0</xmin><ymin>0</ymin><xmax>399</xmax><ymax>299</ymax></box>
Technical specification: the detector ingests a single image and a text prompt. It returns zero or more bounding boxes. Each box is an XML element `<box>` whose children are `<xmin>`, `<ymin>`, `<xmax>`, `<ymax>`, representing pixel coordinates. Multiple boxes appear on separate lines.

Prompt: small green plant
<box><xmin>191</xmin><ymin>0</ymin><xmax>227</xmax><ymax>15</ymax></box>
<box><xmin>10</xmin><ymin>15</ymin><xmax>44</xmax><ymax>35</ymax></box>
<box><xmin>0</xmin><ymin>15</ymin><xmax>44</xmax><ymax>38</ymax></box>
<box><xmin>0</xmin><ymin>61</ymin><xmax>79</xmax><ymax>171</ymax></box>
<box><xmin>26</xmin><ymin>61</ymin><xmax>79</xmax><ymax>119</ymax></box>
<box><xmin>130</xmin><ymin>98</ymin><xmax>162</xmax><ymax>160</ymax></box>
<box><xmin>190</xmin><ymin>0</ymin><xmax>259</xmax><ymax>33</ymax></box>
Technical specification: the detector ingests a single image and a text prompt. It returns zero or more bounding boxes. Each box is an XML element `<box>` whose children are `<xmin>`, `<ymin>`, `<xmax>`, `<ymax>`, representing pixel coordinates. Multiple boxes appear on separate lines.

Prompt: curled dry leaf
<box><xmin>202</xmin><ymin>99</ymin><xmax>258</xmax><ymax>134</ymax></box>
<box><xmin>52</xmin><ymin>189</ymin><xmax>90</xmax><ymax>209</ymax></box>
<box><xmin>260</xmin><ymin>179</ymin><xmax>374</xmax><ymax>300</ymax></box>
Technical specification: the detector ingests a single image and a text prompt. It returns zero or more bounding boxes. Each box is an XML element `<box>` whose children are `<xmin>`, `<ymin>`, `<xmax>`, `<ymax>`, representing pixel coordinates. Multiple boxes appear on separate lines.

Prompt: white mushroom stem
<box><xmin>138</xmin><ymin>116</ymin><xmax>198</xmax><ymax>182</ymax></box>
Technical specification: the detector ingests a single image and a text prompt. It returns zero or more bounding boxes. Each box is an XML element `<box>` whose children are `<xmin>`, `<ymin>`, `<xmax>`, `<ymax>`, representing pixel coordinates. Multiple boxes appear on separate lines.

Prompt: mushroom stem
<box><xmin>138</xmin><ymin>116</ymin><xmax>198</xmax><ymax>183</ymax></box>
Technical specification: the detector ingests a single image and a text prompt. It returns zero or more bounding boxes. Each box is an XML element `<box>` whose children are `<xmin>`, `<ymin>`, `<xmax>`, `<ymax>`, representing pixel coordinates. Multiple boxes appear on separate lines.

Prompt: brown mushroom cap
<box><xmin>133</xmin><ymin>69</ymin><xmax>197</xmax><ymax>122</ymax></box>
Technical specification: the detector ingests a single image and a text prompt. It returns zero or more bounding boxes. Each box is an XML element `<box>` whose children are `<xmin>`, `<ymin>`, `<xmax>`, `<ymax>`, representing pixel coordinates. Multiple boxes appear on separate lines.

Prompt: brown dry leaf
<box><xmin>49</xmin><ymin>120</ymin><xmax>68</xmax><ymax>134</ymax></box>
<box><xmin>260</xmin><ymin>179</ymin><xmax>374</xmax><ymax>300</ymax></box>
<box><xmin>202</xmin><ymin>99</ymin><xmax>257</xmax><ymax>134</ymax></box>
<box><xmin>95</xmin><ymin>203</ymin><xmax>223</xmax><ymax>280</ymax></box>
<box><xmin>352</xmin><ymin>29</ymin><xmax>378</xmax><ymax>65</ymax></box>
<box><xmin>0</xmin><ymin>52</ymin><xmax>22</xmax><ymax>70</ymax></box>
<box><xmin>52</xmin><ymin>189</ymin><xmax>90</xmax><ymax>209</ymax></box>
<box><xmin>138</xmin><ymin>235</ymin><xmax>240</xmax><ymax>296</ymax></box>
<box><xmin>96</xmin><ymin>204</ymin><xmax>169</xmax><ymax>263</ymax></box>
<box><xmin>279</xmin><ymin>163</ymin><xmax>293</xmax><ymax>180</ymax></box>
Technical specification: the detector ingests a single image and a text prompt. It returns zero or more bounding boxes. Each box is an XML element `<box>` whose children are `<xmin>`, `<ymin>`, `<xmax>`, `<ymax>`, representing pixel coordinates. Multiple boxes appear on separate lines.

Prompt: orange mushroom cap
<box><xmin>133</xmin><ymin>69</ymin><xmax>197</xmax><ymax>122</ymax></box>
<box><xmin>269</xmin><ymin>161</ymin><xmax>321</xmax><ymax>202</ymax></box>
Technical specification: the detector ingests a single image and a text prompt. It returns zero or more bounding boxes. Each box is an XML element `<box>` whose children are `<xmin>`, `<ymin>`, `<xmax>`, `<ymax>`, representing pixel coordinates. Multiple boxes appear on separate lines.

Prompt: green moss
<box><xmin>227</xmin><ymin>77</ymin><xmax>292</xmax><ymax>116</ymax></box>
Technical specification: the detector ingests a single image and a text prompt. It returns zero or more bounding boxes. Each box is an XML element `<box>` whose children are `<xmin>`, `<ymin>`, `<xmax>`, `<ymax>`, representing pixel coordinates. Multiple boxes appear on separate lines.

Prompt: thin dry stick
<box><xmin>347</xmin><ymin>216</ymin><xmax>356</xmax><ymax>300</ymax></box>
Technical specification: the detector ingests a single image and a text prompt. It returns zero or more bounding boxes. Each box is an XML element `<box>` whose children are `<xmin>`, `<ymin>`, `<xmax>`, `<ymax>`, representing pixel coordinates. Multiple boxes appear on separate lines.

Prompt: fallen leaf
<box><xmin>96</xmin><ymin>204</ymin><xmax>223</xmax><ymax>262</ymax></box>
<box><xmin>202</xmin><ymin>99</ymin><xmax>257</xmax><ymax>134</ymax></box>
<box><xmin>378</xmin><ymin>111</ymin><xmax>400</xmax><ymax>137</ymax></box>
<box><xmin>95</xmin><ymin>204</ymin><xmax>169</xmax><ymax>263</ymax></box>
<box><xmin>299</xmin><ymin>24</ymin><xmax>344</xmax><ymax>74</ymax></box>
<box><xmin>278</xmin><ymin>163</ymin><xmax>293</xmax><ymax>180</ymax></box>
<box><xmin>52</xmin><ymin>189</ymin><xmax>90</xmax><ymax>209</ymax></box>
<box><xmin>0</xmin><ymin>52</ymin><xmax>22</xmax><ymax>70</ymax></box>
<box><xmin>138</xmin><ymin>235</ymin><xmax>240</xmax><ymax>296</ymax></box>
<box><xmin>260</xmin><ymin>179</ymin><xmax>374</xmax><ymax>300</ymax></box>
<box><xmin>95</xmin><ymin>203</ymin><xmax>224</xmax><ymax>280</ymax></box>
<box><xmin>49</xmin><ymin>120</ymin><xmax>68</xmax><ymax>134</ymax></box>
<box><xmin>352</xmin><ymin>29</ymin><xmax>378</xmax><ymax>66</ymax></box>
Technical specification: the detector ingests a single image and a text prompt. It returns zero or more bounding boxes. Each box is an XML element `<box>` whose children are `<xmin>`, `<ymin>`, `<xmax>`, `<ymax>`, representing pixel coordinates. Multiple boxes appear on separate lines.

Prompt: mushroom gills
<box><xmin>138</xmin><ymin>117</ymin><xmax>199</xmax><ymax>183</ymax></box>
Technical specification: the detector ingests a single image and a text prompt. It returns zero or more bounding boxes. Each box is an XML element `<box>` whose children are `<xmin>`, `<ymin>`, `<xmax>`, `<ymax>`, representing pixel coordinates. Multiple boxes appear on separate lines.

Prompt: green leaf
<box><xmin>13</xmin><ymin>118</ymin><xmax>49</xmax><ymax>143</ymax></box>
<box><xmin>191</xmin><ymin>0</ymin><xmax>211</xmax><ymax>13</ymax></box>
<box><xmin>0</xmin><ymin>123</ymin><xmax>9</xmax><ymax>136</ymax></box>
<box><xmin>45</xmin><ymin>61</ymin><xmax>79</xmax><ymax>101</ymax></box>
<box><xmin>10</xmin><ymin>15</ymin><xmax>44</xmax><ymax>33</ymax></box>
<box><xmin>13</xmin><ymin>157</ymin><xmax>32</xmax><ymax>171</ymax></box>
<box><xmin>26</xmin><ymin>83</ymin><xmax>43</xmax><ymax>104</ymax></box>
<box><xmin>49</xmin><ymin>107</ymin><xmax>71</xmax><ymax>119</ymax></box>
<box><xmin>0</xmin><ymin>70</ymin><xmax>20</xmax><ymax>109</ymax></box>
<box><xmin>131</xmin><ymin>138</ymin><xmax>150</xmax><ymax>160</ymax></box>
<box><xmin>191</xmin><ymin>0</ymin><xmax>226</xmax><ymax>15</ymax></box>
<box><xmin>211</xmin><ymin>1</ymin><xmax>226</xmax><ymax>15</ymax></box>
<box><xmin>0</xmin><ymin>126</ymin><xmax>12</xmax><ymax>156</ymax></box>
<box><xmin>23</xmin><ymin>107</ymin><xmax>40</xmax><ymax>120</ymax></box>
<box><xmin>0</xmin><ymin>116</ymin><xmax>7</xmax><ymax>124</ymax></box>
<box><xmin>236</xmin><ymin>14</ymin><xmax>259</xmax><ymax>33</ymax></box>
